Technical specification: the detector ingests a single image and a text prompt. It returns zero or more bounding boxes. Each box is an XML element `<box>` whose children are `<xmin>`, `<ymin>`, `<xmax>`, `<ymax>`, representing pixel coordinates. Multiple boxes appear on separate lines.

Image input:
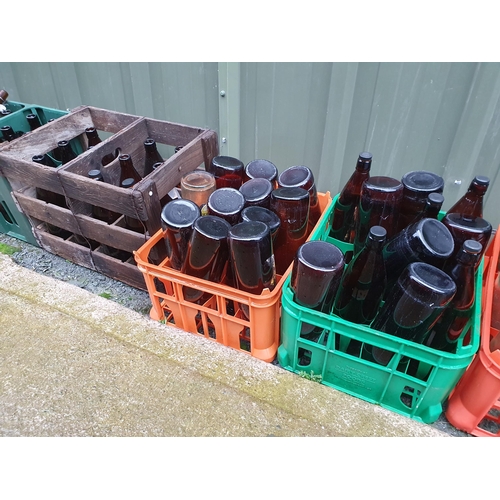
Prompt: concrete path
<box><xmin>0</xmin><ymin>252</ymin><xmax>448</xmax><ymax>437</ymax></box>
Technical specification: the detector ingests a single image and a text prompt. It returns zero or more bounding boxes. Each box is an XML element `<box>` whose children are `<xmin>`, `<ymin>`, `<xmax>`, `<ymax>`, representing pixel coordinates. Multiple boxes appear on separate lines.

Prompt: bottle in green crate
<box><xmin>445</xmin><ymin>175</ymin><xmax>489</xmax><ymax>220</ymax></box>
<box><xmin>364</xmin><ymin>262</ymin><xmax>456</xmax><ymax>367</ymax></box>
<box><xmin>1</xmin><ymin>125</ymin><xmax>18</xmax><ymax>142</ymax></box>
<box><xmin>329</xmin><ymin>152</ymin><xmax>372</xmax><ymax>243</ymax></box>
<box><xmin>333</xmin><ymin>226</ymin><xmax>387</xmax><ymax>355</ymax></box>
<box><xmin>143</xmin><ymin>138</ymin><xmax>164</xmax><ymax>177</ymax></box>
<box><xmin>427</xmin><ymin>240</ymin><xmax>482</xmax><ymax>353</ymax></box>
<box><xmin>26</xmin><ymin>113</ymin><xmax>42</xmax><ymax>131</ymax></box>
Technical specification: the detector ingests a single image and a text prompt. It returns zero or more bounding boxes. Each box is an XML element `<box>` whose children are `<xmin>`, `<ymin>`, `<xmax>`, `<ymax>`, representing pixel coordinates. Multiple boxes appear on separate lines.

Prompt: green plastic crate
<box><xmin>0</xmin><ymin>104</ymin><xmax>69</xmax><ymax>244</ymax></box>
<box><xmin>277</xmin><ymin>194</ymin><xmax>482</xmax><ymax>424</ymax></box>
<box><xmin>0</xmin><ymin>100</ymin><xmax>26</xmax><ymax>119</ymax></box>
<box><xmin>0</xmin><ymin>175</ymin><xmax>38</xmax><ymax>245</ymax></box>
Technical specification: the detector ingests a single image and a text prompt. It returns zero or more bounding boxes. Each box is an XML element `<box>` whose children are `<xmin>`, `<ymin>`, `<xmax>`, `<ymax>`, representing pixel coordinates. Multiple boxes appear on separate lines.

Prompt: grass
<box><xmin>0</xmin><ymin>242</ymin><xmax>20</xmax><ymax>255</ymax></box>
<box><xmin>298</xmin><ymin>371</ymin><xmax>323</xmax><ymax>383</ymax></box>
<box><xmin>98</xmin><ymin>292</ymin><xmax>112</xmax><ymax>299</ymax></box>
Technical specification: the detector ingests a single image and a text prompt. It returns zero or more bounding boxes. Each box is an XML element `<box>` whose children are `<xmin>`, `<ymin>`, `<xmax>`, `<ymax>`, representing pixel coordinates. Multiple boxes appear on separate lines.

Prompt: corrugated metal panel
<box><xmin>2</xmin><ymin>61</ymin><xmax>500</xmax><ymax>227</ymax></box>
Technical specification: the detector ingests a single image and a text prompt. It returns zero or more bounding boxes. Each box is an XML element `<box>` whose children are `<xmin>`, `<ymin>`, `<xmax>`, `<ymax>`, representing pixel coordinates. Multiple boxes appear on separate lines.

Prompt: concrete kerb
<box><xmin>0</xmin><ymin>252</ymin><xmax>448</xmax><ymax>437</ymax></box>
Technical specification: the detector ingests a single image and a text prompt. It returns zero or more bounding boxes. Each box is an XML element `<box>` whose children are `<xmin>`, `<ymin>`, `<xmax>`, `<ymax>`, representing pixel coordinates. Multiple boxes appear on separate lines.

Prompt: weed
<box><xmin>0</xmin><ymin>242</ymin><xmax>20</xmax><ymax>255</ymax></box>
<box><xmin>298</xmin><ymin>370</ymin><xmax>322</xmax><ymax>383</ymax></box>
<box><xmin>98</xmin><ymin>292</ymin><xmax>112</xmax><ymax>299</ymax></box>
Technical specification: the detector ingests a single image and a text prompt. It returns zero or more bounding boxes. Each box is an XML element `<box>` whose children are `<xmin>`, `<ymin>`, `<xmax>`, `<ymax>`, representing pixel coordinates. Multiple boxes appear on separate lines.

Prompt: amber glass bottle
<box><xmin>85</xmin><ymin>127</ymin><xmax>102</xmax><ymax>148</ymax></box>
<box><xmin>333</xmin><ymin>226</ymin><xmax>387</xmax><ymax>324</ymax></box>
<box><xmin>329</xmin><ymin>152</ymin><xmax>372</xmax><ymax>242</ymax></box>
<box><xmin>26</xmin><ymin>113</ymin><xmax>42</xmax><ymax>131</ymax></box>
<box><xmin>427</xmin><ymin>240</ymin><xmax>482</xmax><ymax>353</ymax></box>
<box><xmin>445</xmin><ymin>175</ymin><xmax>489</xmax><ymax>219</ymax></box>
<box><xmin>57</xmin><ymin>140</ymin><xmax>77</xmax><ymax>165</ymax></box>
<box><xmin>118</xmin><ymin>154</ymin><xmax>142</xmax><ymax>185</ymax></box>
<box><xmin>143</xmin><ymin>138</ymin><xmax>164</xmax><ymax>177</ymax></box>
<box><xmin>121</xmin><ymin>177</ymin><xmax>144</xmax><ymax>233</ymax></box>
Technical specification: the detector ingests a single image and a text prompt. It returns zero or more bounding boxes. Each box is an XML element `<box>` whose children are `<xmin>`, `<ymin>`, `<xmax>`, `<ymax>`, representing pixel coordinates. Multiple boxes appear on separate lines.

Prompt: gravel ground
<box><xmin>0</xmin><ymin>231</ymin><xmax>472</xmax><ymax>436</ymax></box>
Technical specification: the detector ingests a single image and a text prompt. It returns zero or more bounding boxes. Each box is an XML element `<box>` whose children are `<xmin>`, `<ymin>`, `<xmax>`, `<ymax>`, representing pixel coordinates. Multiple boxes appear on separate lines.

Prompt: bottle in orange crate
<box><xmin>329</xmin><ymin>152</ymin><xmax>372</xmax><ymax>242</ymax></box>
<box><xmin>244</xmin><ymin>159</ymin><xmax>278</xmax><ymax>187</ymax></box>
<box><xmin>445</xmin><ymin>175</ymin><xmax>489</xmax><ymax>219</ymax></box>
<box><xmin>427</xmin><ymin>240</ymin><xmax>482</xmax><ymax>353</ymax></box>
<box><xmin>269</xmin><ymin>186</ymin><xmax>310</xmax><ymax>276</ymax></box>
<box><xmin>181</xmin><ymin>215</ymin><xmax>231</xmax><ymax>302</ymax></box>
<box><xmin>161</xmin><ymin>199</ymin><xmax>200</xmax><ymax>271</ymax></box>
<box><xmin>143</xmin><ymin>138</ymin><xmax>164</xmax><ymax>177</ymax></box>
<box><xmin>209</xmin><ymin>155</ymin><xmax>245</xmax><ymax>189</ymax></box>
<box><xmin>207</xmin><ymin>187</ymin><xmax>245</xmax><ymax>226</ymax></box>
<box><xmin>240</xmin><ymin>206</ymin><xmax>280</xmax><ymax>243</ymax></box>
<box><xmin>85</xmin><ymin>127</ymin><xmax>102</xmax><ymax>148</ymax></box>
<box><xmin>239</xmin><ymin>178</ymin><xmax>273</xmax><ymax>209</ymax></box>
<box><xmin>118</xmin><ymin>154</ymin><xmax>142</xmax><ymax>185</ymax></box>
<box><xmin>228</xmin><ymin>221</ymin><xmax>276</xmax><ymax>295</ymax></box>
<box><xmin>352</xmin><ymin>176</ymin><xmax>403</xmax><ymax>257</ymax></box>
<box><xmin>278</xmin><ymin>165</ymin><xmax>321</xmax><ymax>228</ymax></box>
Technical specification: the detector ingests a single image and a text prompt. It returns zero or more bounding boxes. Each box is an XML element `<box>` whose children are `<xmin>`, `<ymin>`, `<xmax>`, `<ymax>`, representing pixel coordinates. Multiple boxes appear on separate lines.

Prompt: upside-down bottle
<box><xmin>329</xmin><ymin>152</ymin><xmax>372</xmax><ymax>242</ymax></box>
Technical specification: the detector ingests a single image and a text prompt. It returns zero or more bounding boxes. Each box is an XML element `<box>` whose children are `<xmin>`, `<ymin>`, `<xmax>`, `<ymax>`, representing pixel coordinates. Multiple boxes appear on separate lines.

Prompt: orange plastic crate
<box><xmin>134</xmin><ymin>192</ymin><xmax>332</xmax><ymax>363</ymax></box>
<box><xmin>445</xmin><ymin>225</ymin><xmax>500</xmax><ymax>436</ymax></box>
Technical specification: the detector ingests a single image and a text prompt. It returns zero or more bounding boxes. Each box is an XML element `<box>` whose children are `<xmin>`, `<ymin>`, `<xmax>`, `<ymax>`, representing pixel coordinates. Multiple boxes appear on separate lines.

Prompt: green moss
<box><xmin>0</xmin><ymin>242</ymin><xmax>20</xmax><ymax>255</ymax></box>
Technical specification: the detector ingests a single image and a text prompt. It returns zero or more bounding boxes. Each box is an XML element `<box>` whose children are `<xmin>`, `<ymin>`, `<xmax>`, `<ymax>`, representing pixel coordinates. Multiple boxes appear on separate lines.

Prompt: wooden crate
<box><xmin>2</xmin><ymin>106</ymin><xmax>219</xmax><ymax>290</ymax></box>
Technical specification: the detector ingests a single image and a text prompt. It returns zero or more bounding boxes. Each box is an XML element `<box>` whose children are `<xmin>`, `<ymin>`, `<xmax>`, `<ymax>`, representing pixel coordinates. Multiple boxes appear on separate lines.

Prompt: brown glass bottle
<box><xmin>1</xmin><ymin>125</ymin><xmax>17</xmax><ymax>142</ymax></box>
<box><xmin>278</xmin><ymin>165</ymin><xmax>321</xmax><ymax>228</ymax></box>
<box><xmin>441</xmin><ymin>213</ymin><xmax>492</xmax><ymax>270</ymax></box>
<box><xmin>269</xmin><ymin>186</ymin><xmax>310</xmax><ymax>276</ymax></box>
<box><xmin>32</xmin><ymin>154</ymin><xmax>72</xmax><ymax>239</ymax></box>
<box><xmin>143</xmin><ymin>138</ymin><xmax>164</xmax><ymax>177</ymax></box>
<box><xmin>445</xmin><ymin>175</ymin><xmax>489</xmax><ymax>219</ymax></box>
<box><xmin>239</xmin><ymin>178</ymin><xmax>273</xmax><ymax>209</ymax></box>
<box><xmin>121</xmin><ymin>177</ymin><xmax>145</xmax><ymax>233</ymax></box>
<box><xmin>88</xmin><ymin>170</ymin><xmax>129</xmax><ymax>260</ymax></box>
<box><xmin>291</xmin><ymin>240</ymin><xmax>345</xmax><ymax>338</ymax></box>
<box><xmin>382</xmin><ymin>218</ymin><xmax>455</xmax><ymax>288</ymax></box>
<box><xmin>57</xmin><ymin>140</ymin><xmax>77</xmax><ymax>165</ymax></box>
<box><xmin>240</xmin><ymin>206</ymin><xmax>281</xmax><ymax>243</ymax></box>
<box><xmin>161</xmin><ymin>199</ymin><xmax>200</xmax><ymax>271</ymax></box>
<box><xmin>352</xmin><ymin>176</ymin><xmax>403</xmax><ymax>256</ymax></box>
<box><xmin>415</xmin><ymin>192</ymin><xmax>444</xmax><ymax>223</ymax></box>
<box><xmin>181</xmin><ymin>215</ymin><xmax>231</xmax><ymax>301</ymax></box>
<box><xmin>329</xmin><ymin>152</ymin><xmax>372</xmax><ymax>242</ymax></box>
<box><xmin>209</xmin><ymin>156</ymin><xmax>245</xmax><ymax>189</ymax></box>
<box><xmin>207</xmin><ymin>187</ymin><xmax>246</xmax><ymax>226</ymax></box>
<box><xmin>333</xmin><ymin>226</ymin><xmax>387</xmax><ymax>324</ymax></box>
<box><xmin>0</xmin><ymin>89</ymin><xmax>8</xmax><ymax>107</ymax></box>
<box><xmin>366</xmin><ymin>262</ymin><xmax>457</xmax><ymax>367</ymax></box>
<box><xmin>397</xmin><ymin>170</ymin><xmax>444</xmax><ymax>232</ymax></box>
<box><xmin>427</xmin><ymin>240</ymin><xmax>482</xmax><ymax>353</ymax></box>
<box><xmin>118</xmin><ymin>154</ymin><xmax>142</xmax><ymax>185</ymax></box>
<box><xmin>85</xmin><ymin>127</ymin><xmax>102</xmax><ymax>148</ymax></box>
<box><xmin>26</xmin><ymin>113</ymin><xmax>42</xmax><ymax>131</ymax></box>
<box><xmin>244</xmin><ymin>159</ymin><xmax>278</xmax><ymax>187</ymax></box>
